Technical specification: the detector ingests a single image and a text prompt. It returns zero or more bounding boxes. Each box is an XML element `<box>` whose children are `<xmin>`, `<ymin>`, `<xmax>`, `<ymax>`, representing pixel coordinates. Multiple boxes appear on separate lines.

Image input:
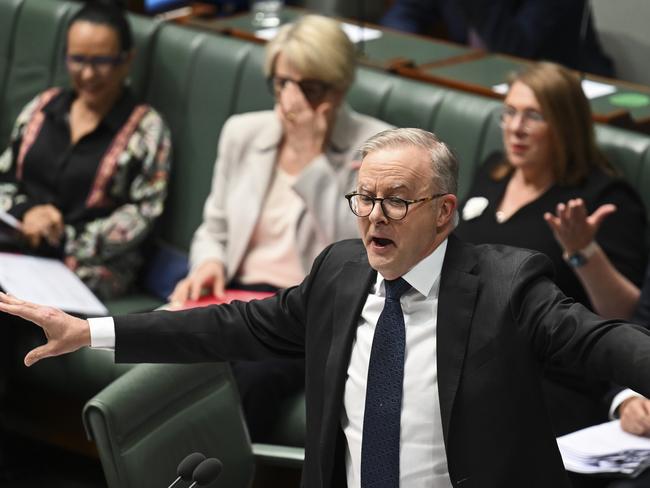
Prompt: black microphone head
<box><xmin>177</xmin><ymin>452</ymin><xmax>207</xmax><ymax>480</ymax></box>
<box><xmin>192</xmin><ymin>458</ymin><xmax>223</xmax><ymax>485</ymax></box>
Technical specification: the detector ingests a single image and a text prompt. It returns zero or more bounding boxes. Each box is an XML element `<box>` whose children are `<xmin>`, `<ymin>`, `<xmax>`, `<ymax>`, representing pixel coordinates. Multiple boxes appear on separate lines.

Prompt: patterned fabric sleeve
<box><xmin>64</xmin><ymin>108</ymin><xmax>171</xmax><ymax>266</ymax></box>
<box><xmin>0</xmin><ymin>93</ymin><xmax>49</xmax><ymax>217</ymax></box>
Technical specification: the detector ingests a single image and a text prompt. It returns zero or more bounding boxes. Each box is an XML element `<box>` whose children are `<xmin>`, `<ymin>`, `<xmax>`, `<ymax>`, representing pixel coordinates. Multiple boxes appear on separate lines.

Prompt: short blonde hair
<box><xmin>263</xmin><ymin>15</ymin><xmax>356</xmax><ymax>92</ymax></box>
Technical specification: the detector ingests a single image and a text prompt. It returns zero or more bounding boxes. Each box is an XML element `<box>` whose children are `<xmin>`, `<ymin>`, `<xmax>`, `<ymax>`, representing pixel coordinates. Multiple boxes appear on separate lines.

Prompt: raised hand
<box><xmin>275</xmin><ymin>81</ymin><xmax>332</xmax><ymax>173</ymax></box>
<box><xmin>0</xmin><ymin>292</ymin><xmax>90</xmax><ymax>366</ymax></box>
<box><xmin>543</xmin><ymin>198</ymin><xmax>616</xmax><ymax>254</ymax></box>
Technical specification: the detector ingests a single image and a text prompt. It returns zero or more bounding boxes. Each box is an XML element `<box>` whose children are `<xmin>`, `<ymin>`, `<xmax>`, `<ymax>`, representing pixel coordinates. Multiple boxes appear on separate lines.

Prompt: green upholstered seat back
<box><xmin>348</xmin><ymin>67</ymin><xmax>502</xmax><ymax>199</ymax></box>
<box><xmin>0</xmin><ymin>0</ymin><xmax>75</xmax><ymax>143</ymax></box>
<box><xmin>0</xmin><ymin>0</ymin><xmax>24</xmax><ymax>142</ymax></box>
<box><xmin>145</xmin><ymin>24</ymin><xmax>269</xmax><ymax>251</ymax></box>
<box><xmin>231</xmin><ymin>42</ymin><xmax>273</xmax><ymax>115</ymax></box>
<box><xmin>84</xmin><ymin>363</ymin><xmax>254</xmax><ymax>488</ymax></box>
<box><xmin>430</xmin><ymin>92</ymin><xmax>502</xmax><ymax>199</ymax></box>
<box><xmin>596</xmin><ymin>124</ymin><xmax>650</xmax><ymax>194</ymax></box>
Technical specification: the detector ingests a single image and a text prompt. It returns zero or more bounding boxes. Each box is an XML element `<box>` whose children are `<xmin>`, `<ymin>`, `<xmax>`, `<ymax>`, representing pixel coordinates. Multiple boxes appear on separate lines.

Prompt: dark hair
<box><xmin>68</xmin><ymin>1</ymin><xmax>133</xmax><ymax>53</ymax></box>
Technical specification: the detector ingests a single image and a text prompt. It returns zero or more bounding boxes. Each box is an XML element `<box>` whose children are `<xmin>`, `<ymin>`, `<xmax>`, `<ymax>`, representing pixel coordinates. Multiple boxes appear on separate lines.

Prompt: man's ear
<box><xmin>437</xmin><ymin>194</ymin><xmax>458</xmax><ymax>227</ymax></box>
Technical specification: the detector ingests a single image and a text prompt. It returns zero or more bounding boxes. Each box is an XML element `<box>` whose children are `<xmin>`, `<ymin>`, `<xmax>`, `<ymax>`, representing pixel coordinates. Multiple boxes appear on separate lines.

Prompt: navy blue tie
<box><xmin>361</xmin><ymin>277</ymin><xmax>411</xmax><ymax>488</ymax></box>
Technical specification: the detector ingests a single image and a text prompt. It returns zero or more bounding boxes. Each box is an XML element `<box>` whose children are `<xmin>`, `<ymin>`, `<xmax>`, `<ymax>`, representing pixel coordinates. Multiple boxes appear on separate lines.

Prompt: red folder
<box><xmin>177</xmin><ymin>289</ymin><xmax>275</xmax><ymax>310</ymax></box>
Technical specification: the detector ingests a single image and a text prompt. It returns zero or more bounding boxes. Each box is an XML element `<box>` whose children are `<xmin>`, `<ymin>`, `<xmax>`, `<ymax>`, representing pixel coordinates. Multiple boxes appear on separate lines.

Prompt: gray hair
<box><xmin>359</xmin><ymin>128</ymin><xmax>459</xmax><ymax>195</ymax></box>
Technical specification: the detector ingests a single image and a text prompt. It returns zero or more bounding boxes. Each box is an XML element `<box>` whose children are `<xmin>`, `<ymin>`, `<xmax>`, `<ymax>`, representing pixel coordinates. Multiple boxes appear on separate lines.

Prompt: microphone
<box><xmin>167</xmin><ymin>452</ymin><xmax>206</xmax><ymax>488</ymax></box>
<box><xmin>188</xmin><ymin>458</ymin><xmax>223</xmax><ymax>487</ymax></box>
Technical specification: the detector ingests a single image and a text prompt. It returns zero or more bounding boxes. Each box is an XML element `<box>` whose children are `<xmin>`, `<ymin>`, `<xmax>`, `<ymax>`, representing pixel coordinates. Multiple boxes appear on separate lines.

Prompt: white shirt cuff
<box><xmin>88</xmin><ymin>316</ymin><xmax>116</xmax><ymax>349</ymax></box>
<box><xmin>610</xmin><ymin>388</ymin><xmax>643</xmax><ymax>419</ymax></box>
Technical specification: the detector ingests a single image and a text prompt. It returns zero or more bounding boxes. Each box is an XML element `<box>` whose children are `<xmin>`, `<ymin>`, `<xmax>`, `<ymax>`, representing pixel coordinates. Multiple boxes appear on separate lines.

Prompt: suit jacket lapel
<box><xmin>320</xmin><ymin>251</ymin><xmax>375</xmax><ymax>484</ymax></box>
<box><xmin>228</xmin><ymin>117</ymin><xmax>279</xmax><ymax>271</ymax></box>
<box><xmin>437</xmin><ymin>234</ymin><xmax>479</xmax><ymax>444</ymax></box>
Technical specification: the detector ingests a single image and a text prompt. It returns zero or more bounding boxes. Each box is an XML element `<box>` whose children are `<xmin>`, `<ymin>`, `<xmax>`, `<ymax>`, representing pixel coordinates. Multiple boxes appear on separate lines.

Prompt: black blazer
<box><xmin>115</xmin><ymin>235</ymin><xmax>650</xmax><ymax>487</ymax></box>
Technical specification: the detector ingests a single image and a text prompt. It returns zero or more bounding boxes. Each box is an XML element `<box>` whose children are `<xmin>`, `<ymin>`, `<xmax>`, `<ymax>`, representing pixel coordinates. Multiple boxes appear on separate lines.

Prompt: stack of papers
<box><xmin>558</xmin><ymin>420</ymin><xmax>650</xmax><ymax>478</ymax></box>
<box><xmin>0</xmin><ymin>252</ymin><xmax>107</xmax><ymax>316</ymax></box>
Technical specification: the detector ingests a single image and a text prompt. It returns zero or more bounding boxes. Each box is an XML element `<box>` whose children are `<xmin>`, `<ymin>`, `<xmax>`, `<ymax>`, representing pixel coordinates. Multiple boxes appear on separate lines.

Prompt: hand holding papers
<box><xmin>558</xmin><ymin>420</ymin><xmax>650</xmax><ymax>478</ymax></box>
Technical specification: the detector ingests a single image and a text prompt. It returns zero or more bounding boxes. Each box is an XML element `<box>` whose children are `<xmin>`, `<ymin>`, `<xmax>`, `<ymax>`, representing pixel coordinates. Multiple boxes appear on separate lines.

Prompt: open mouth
<box><xmin>371</xmin><ymin>237</ymin><xmax>395</xmax><ymax>248</ymax></box>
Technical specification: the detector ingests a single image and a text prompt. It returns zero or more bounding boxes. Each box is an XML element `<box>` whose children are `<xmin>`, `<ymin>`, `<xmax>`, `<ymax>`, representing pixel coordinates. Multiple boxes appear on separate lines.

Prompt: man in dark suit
<box><xmin>382</xmin><ymin>0</ymin><xmax>615</xmax><ymax>77</ymax></box>
<box><xmin>2</xmin><ymin>128</ymin><xmax>650</xmax><ymax>487</ymax></box>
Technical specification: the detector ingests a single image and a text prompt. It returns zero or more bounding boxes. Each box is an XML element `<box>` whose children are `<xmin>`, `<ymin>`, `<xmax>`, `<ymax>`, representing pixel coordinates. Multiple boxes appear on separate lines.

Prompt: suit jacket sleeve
<box><xmin>513</xmin><ymin>251</ymin><xmax>650</xmax><ymax>398</ymax></box>
<box><xmin>113</xmin><ymin>241</ymin><xmax>337</xmax><ymax>364</ymax></box>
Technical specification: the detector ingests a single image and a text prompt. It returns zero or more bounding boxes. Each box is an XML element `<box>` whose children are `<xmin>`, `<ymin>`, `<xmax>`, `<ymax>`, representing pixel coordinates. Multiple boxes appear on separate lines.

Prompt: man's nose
<box><xmin>368</xmin><ymin>200</ymin><xmax>388</xmax><ymax>224</ymax></box>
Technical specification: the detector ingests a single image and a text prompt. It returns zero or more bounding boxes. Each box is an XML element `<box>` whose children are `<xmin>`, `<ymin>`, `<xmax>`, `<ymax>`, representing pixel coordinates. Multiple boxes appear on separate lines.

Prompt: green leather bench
<box><xmin>2</xmin><ymin>1</ymin><xmax>650</xmax><ymax>486</ymax></box>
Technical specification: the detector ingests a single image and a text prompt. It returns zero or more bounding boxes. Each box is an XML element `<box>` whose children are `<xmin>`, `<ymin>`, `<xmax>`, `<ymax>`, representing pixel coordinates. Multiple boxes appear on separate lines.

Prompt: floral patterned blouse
<box><xmin>0</xmin><ymin>88</ymin><xmax>171</xmax><ymax>299</ymax></box>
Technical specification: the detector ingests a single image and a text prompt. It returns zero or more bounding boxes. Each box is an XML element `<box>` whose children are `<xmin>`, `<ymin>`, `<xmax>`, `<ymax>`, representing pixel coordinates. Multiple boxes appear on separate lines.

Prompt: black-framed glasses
<box><xmin>499</xmin><ymin>106</ymin><xmax>546</xmax><ymax>132</ymax></box>
<box><xmin>66</xmin><ymin>54</ymin><xmax>127</xmax><ymax>76</ymax></box>
<box><xmin>345</xmin><ymin>192</ymin><xmax>449</xmax><ymax>221</ymax></box>
<box><xmin>267</xmin><ymin>75</ymin><xmax>331</xmax><ymax>105</ymax></box>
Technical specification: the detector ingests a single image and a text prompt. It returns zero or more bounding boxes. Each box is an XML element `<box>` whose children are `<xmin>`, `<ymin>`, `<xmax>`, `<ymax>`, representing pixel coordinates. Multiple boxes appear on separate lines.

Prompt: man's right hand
<box><xmin>0</xmin><ymin>292</ymin><xmax>91</xmax><ymax>367</ymax></box>
<box><xmin>620</xmin><ymin>396</ymin><xmax>650</xmax><ymax>436</ymax></box>
<box><xmin>169</xmin><ymin>260</ymin><xmax>226</xmax><ymax>306</ymax></box>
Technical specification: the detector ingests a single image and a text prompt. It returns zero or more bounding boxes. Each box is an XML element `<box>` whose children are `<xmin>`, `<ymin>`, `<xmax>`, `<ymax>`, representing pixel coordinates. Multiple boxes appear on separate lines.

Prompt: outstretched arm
<box><xmin>0</xmin><ymin>292</ymin><xmax>90</xmax><ymax>366</ymax></box>
<box><xmin>544</xmin><ymin>198</ymin><xmax>640</xmax><ymax>319</ymax></box>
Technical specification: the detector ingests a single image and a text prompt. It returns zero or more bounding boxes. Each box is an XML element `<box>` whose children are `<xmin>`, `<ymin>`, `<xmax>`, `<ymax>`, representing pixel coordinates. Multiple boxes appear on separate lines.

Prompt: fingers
<box><xmin>189</xmin><ymin>274</ymin><xmax>204</xmax><ymax>301</ymax></box>
<box><xmin>588</xmin><ymin>203</ymin><xmax>617</xmax><ymax>229</ymax></box>
<box><xmin>169</xmin><ymin>278</ymin><xmax>192</xmax><ymax>306</ymax></box>
<box><xmin>21</xmin><ymin>223</ymin><xmax>42</xmax><ymax>248</ymax></box>
<box><xmin>278</xmin><ymin>82</ymin><xmax>317</xmax><ymax>126</ymax></box>
<box><xmin>24</xmin><ymin>343</ymin><xmax>56</xmax><ymax>367</ymax></box>
<box><xmin>21</xmin><ymin>204</ymin><xmax>64</xmax><ymax>247</ymax></box>
<box><xmin>543</xmin><ymin>211</ymin><xmax>560</xmax><ymax>233</ymax></box>
<box><xmin>621</xmin><ymin>397</ymin><xmax>650</xmax><ymax>436</ymax></box>
<box><xmin>212</xmin><ymin>271</ymin><xmax>225</xmax><ymax>299</ymax></box>
<box><xmin>0</xmin><ymin>292</ymin><xmax>43</xmax><ymax>324</ymax></box>
<box><xmin>280</xmin><ymin>82</ymin><xmax>309</xmax><ymax>114</ymax></box>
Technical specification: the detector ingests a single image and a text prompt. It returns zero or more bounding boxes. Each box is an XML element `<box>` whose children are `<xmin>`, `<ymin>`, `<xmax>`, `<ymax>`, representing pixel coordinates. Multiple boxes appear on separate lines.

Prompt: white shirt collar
<box><xmin>376</xmin><ymin>238</ymin><xmax>448</xmax><ymax>298</ymax></box>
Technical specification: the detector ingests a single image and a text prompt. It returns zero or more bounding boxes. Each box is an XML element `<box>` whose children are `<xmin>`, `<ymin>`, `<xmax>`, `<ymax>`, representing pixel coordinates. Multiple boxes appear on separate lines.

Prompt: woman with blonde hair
<box><xmin>456</xmin><ymin>61</ymin><xmax>647</xmax><ymax>438</ymax></box>
<box><xmin>170</xmin><ymin>14</ymin><xmax>391</xmax><ymax>441</ymax></box>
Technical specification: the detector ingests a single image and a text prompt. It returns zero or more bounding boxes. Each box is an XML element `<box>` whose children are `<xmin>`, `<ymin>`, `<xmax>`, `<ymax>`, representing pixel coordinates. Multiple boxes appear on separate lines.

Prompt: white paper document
<box><xmin>0</xmin><ymin>252</ymin><xmax>107</xmax><ymax>316</ymax></box>
<box><xmin>256</xmin><ymin>22</ymin><xmax>382</xmax><ymax>43</ymax></box>
<box><xmin>493</xmin><ymin>79</ymin><xmax>617</xmax><ymax>100</ymax></box>
<box><xmin>0</xmin><ymin>209</ymin><xmax>21</xmax><ymax>230</ymax></box>
<box><xmin>557</xmin><ymin>420</ymin><xmax>650</xmax><ymax>477</ymax></box>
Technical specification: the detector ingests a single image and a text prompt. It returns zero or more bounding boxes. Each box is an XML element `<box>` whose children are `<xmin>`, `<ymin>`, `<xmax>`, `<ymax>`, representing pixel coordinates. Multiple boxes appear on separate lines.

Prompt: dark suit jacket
<box><xmin>115</xmin><ymin>235</ymin><xmax>650</xmax><ymax>487</ymax></box>
<box><xmin>381</xmin><ymin>0</ymin><xmax>615</xmax><ymax>77</ymax></box>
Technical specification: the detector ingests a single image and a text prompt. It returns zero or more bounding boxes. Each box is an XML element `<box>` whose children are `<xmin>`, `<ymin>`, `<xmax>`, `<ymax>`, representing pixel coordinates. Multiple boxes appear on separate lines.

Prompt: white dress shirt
<box><xmin>341</xmin><ymin>239</ymin><xmax>453</xmax><ymax>488</ymax></box>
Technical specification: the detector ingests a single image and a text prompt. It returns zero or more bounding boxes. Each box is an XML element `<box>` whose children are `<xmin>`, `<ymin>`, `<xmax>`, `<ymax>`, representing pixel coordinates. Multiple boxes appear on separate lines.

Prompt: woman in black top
<box><xmin>0</xmin><ymin>1</ymin><xmax>170</xmax><ymax>299</ymax></box>
<box><xmin>456</xmin><ymin>62</ymin><xmax>647</xmax><ymax>438</ymax></box>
